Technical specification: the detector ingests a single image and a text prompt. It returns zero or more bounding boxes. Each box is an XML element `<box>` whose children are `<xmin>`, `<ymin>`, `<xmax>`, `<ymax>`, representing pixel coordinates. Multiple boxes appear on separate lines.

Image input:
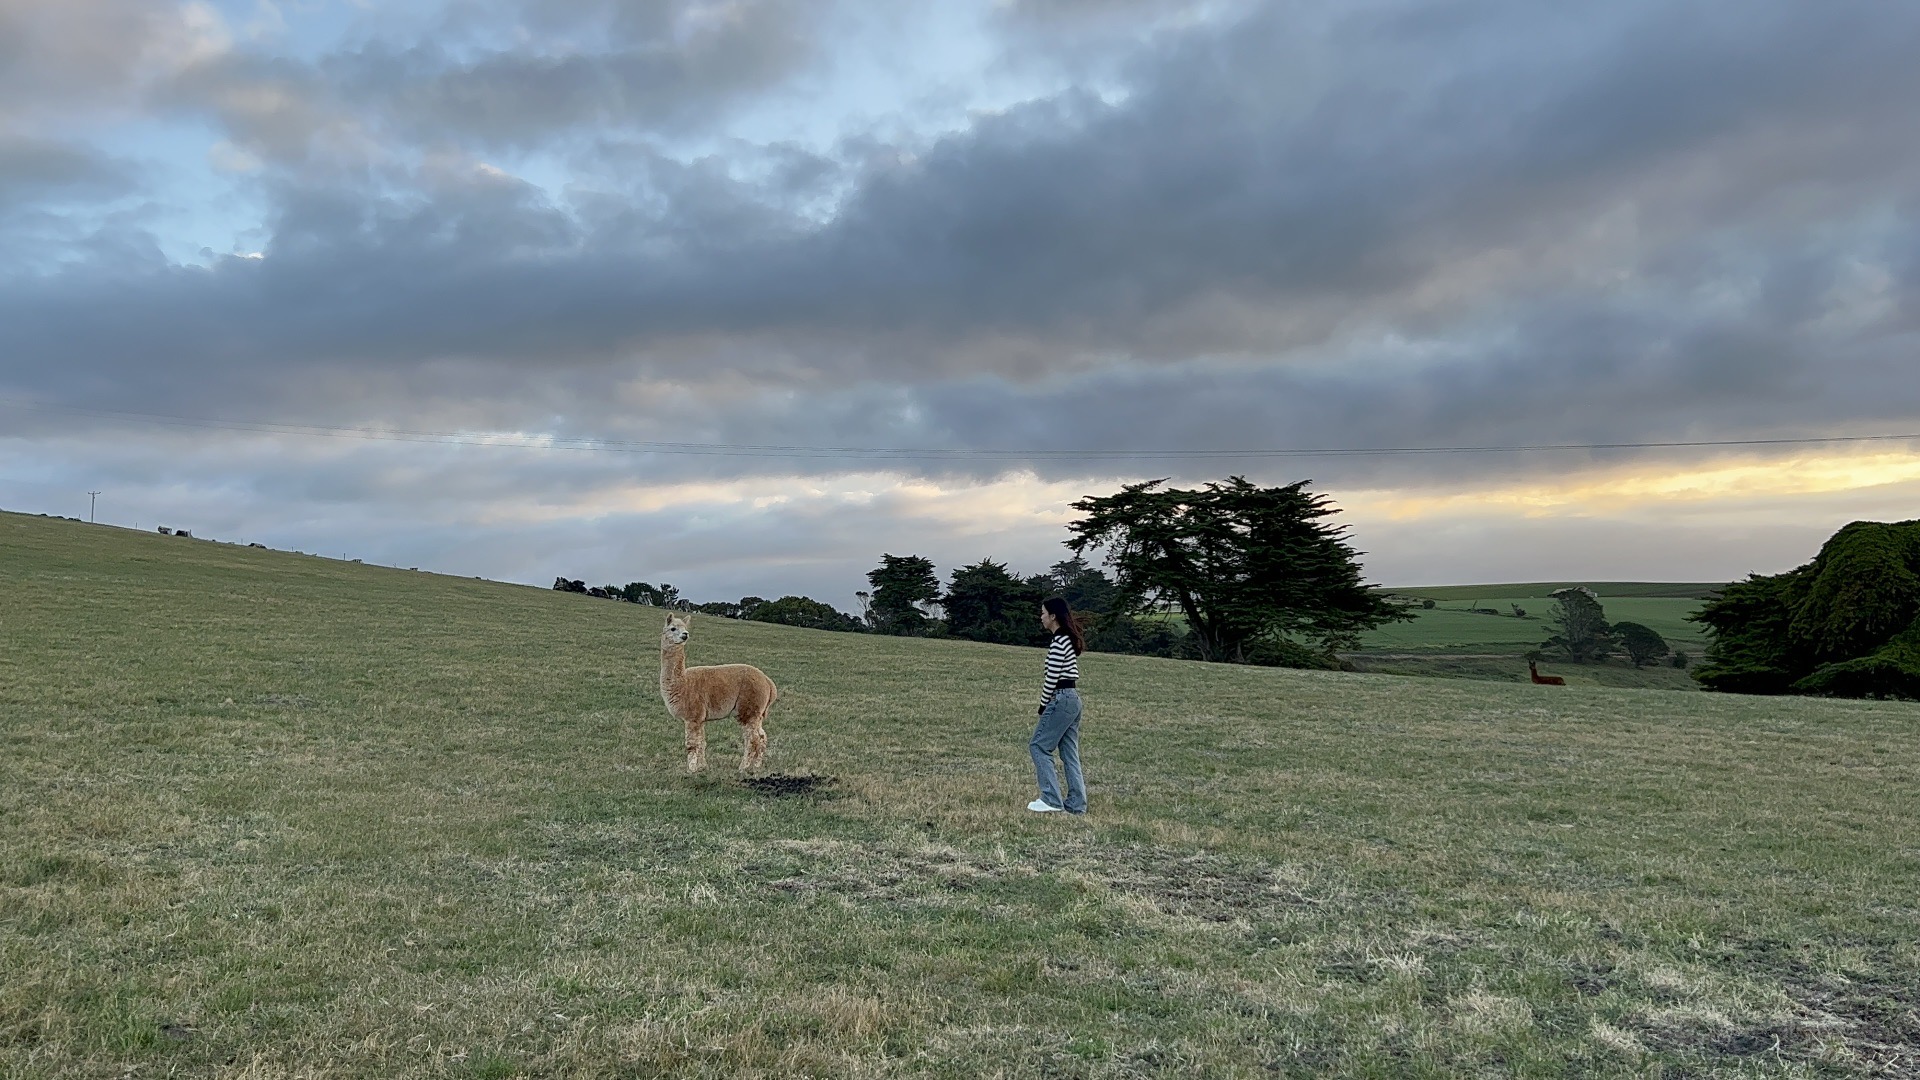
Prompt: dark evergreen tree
<box><xmin>944</xmin><ymin>559</ymin><xmax>1048</xmax><ymax>646</ymax></box>
<box><xmin>1691</xmin><ymin>519</ymin><xmax>1920</xmax><ymax>698</ymax></box>
<box><xmin>1065</xmin><ymin>476</ymin><xmax>1410</xmax><ymax>664</ymax></box>
<box><xmin>866</xmin><ymin>554</ymin><xmax>941</xmax><ymax>635</ymax></box>
<box><xmin>1688</xmin><ymin>571</ymin><xmax>1802</xmax><ymax>693</ymax></box>
<box><xmin>1047</xmin><ymin>556</ymin><xmax>1118</xmax><ymax>614</ymax></box>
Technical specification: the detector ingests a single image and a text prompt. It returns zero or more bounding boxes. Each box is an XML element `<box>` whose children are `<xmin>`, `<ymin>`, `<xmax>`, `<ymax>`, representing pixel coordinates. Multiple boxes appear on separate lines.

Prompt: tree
<box><xmin>1688</xmin><ymin>571</ymin><xmax>1801</xmax><ymax>693</ymax></box>
<box><xmin>1541</xmin><ymin>586</ymin><xmax>1613</xmax><ymax>662</ymax></box>
<box><xmin>1046</xmin><ymin>556</ymin><xmax>1118</xmax><ymax>614</ymax></box>
<box><xmin>1083</xmin><ymin>615</ymin><xmax>1183</xmax><ymax>657</ymax></box>
<box><xmin>944</xmin><ymin>559</ymin><xmax>1048</xmax><ymax>646</ymax></box>
<box><xmin>748</xmin><ymin>595</ymin><xmax>865</xmax><ymax>632</ymax></box>
<box><xmin>618</xmin><ymin>581</ymin><xmax>660</xmax><ymax>604</ymax></box>
<box><xmin>1612</xmin><ymin>621</ymin><xmax>1670</xmax><ymax>667</ymax></box>
<box><xmin>1691</xmin><ymin>519</ymin><xmax>1920</xmax><ymax>698</ymax></box>
<box><xmin>1065</xmin><ymin>476</ymin><xmax>1411</xmax><ymax>664</ymax></box>
<box><xmin>866</xmin><ymin>554</ymin><xmax>941</xmax><ymax>635</ymax></box>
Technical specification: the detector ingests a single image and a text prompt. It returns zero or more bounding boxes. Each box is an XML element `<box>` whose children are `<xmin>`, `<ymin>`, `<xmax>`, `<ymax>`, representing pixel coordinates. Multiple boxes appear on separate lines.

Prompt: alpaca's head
<box><xmin>663</xmin><ymin>613</ymin><xmax>691</xmax><ymax>645</ymax></box>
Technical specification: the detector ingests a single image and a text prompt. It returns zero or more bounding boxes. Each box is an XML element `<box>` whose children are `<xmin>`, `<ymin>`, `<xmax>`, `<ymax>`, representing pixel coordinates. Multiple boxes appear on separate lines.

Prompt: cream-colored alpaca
<box><xmin>658</xmin><ymin>613</ymin><xmax>778</xmax><ymax>773</ymax></box>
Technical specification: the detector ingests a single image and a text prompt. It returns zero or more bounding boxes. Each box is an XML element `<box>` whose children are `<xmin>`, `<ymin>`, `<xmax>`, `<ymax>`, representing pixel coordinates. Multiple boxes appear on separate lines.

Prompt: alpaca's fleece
<box><xmin>658</xmin><ymin>613</ymin><xmax>778</xmax><ymax>773</ymax></box>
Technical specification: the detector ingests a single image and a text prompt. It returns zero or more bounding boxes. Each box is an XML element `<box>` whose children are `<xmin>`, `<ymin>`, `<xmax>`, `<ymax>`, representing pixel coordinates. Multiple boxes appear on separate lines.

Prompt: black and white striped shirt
<box><xmin>1040</xmin><ymin>633</ymin><xmax>1081</xmax><ymax>707</ymax></box>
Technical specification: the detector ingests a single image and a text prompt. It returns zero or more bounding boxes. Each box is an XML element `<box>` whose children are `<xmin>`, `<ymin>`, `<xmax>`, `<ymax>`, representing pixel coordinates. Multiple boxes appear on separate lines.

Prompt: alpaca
<box><xmin>658</xmin><ymin>613</ymin><xmax>778</xmax><ymax>773</ymax></box>
<box><xmin>1528</xmin><ymin>660</ymin><xmax>1566</xmax><ymax>686</ymax></box>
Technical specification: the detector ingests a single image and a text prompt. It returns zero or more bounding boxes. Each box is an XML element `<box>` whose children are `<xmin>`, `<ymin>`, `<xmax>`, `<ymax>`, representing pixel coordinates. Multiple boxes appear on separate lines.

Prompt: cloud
<box><xmin>148</xmin><ymin>0</ymin><xmax>832</xmax><ymax>168</ymax></box>
<box><xmin>0</xmin><ymin>134</ymin><xmax>135</xmax><ymax>205</ymax></box>
<box><xmin>3</xmin><ymin>0</ymin><xmax>1919</xmax><ymax>593</ymax></box>
<box><xmin>0</xmin><ymin>0</ymin><xmax>229</xmax><ymax>122</ymax></box>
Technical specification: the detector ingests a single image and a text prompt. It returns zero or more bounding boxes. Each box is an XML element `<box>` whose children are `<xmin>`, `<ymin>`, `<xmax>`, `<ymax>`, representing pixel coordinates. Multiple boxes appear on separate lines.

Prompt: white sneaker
<box><xmin>1027</xmin><ymin>799</ymin><xmax>1065</xmax><ymax>812</ymax></box>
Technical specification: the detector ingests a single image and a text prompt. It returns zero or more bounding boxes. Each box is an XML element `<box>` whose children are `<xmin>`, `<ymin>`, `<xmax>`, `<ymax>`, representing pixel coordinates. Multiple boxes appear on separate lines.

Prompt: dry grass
<box><xmin>3</xmin><ymin>510</ymin><xmax>1918</xmax><ymax>1077</ymax></box>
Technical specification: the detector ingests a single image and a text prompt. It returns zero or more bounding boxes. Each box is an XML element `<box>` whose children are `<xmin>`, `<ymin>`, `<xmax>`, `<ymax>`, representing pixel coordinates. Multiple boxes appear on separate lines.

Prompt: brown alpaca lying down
<box><xmin>658</xmin><ymin>613</ymin><xmax>778</xmax><ymax>773</ymax></box>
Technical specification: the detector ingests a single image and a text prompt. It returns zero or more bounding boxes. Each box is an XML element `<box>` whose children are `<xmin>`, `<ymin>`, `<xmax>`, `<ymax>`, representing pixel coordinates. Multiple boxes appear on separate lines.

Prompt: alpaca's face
<box><xmin>663</xmin><ymin>615</ymin><xmax>691</xmax><ymax>645</ymax></box>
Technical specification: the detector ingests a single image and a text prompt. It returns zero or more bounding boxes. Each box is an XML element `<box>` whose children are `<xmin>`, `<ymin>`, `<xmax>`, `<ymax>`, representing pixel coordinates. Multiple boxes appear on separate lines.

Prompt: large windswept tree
<box><xmin>1065</xmin><ymin>477</ymin><xmax>1410</xmax><ymax>664</ymax></box>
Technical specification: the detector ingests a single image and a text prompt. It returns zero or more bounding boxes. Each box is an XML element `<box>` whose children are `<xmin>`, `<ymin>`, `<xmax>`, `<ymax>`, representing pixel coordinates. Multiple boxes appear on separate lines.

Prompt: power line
<box><xmin>2</xmin><ymin>395</ymin><xmax>1916</xmax><ymax>461</ymax></box>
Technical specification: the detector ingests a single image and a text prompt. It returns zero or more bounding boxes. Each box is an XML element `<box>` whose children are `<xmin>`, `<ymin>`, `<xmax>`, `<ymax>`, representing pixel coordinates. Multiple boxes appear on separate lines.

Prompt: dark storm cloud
<box><xmin>3</xmin><ymin>0</ymin><xmax>1918</xmax><ymax>487</ymax></box>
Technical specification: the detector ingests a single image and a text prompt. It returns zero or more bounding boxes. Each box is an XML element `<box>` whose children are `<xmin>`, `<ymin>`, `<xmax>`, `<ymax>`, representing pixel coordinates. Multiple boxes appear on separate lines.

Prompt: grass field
<box><xmin>4</xmin><ymin>511</ymin><xmax>1919</xmax><ymax>1078</ymax></box>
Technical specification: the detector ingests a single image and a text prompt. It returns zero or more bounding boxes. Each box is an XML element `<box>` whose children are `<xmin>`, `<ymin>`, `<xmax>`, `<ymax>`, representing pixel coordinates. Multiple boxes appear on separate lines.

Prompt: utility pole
<box><xmin>88</xmin><ymin>491</ymin><xmax>101</xmax><ymax>523</ymax></box>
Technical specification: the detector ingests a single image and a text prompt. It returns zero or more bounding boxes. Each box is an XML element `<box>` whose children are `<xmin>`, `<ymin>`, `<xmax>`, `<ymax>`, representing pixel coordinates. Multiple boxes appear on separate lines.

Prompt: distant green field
<box><xmin>5</xmin><ymin>512</ymin><xmax>1918</xmax><ymax>1078</ymax></box>
<box><xmin>1353</xmin><ymin>585</ymin><xmax>1721</xmax><ymax>689</ymax></box>
<box><xmin>1358</xmin><ymin>598</ymin><xmax>1712</xmax><ymax>653</ymax></box>
<box><xmin>1385</xmin><ymin>583</ymin><xmax>1730</xmax><ymax>601</ymax></box>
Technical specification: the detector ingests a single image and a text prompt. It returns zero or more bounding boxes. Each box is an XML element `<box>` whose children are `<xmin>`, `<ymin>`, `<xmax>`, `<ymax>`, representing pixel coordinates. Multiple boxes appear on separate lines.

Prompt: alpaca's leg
<box><xmin>740</xmin><ymin>716</ymin><xmax>768</xmax><ymax>771</ymax></box>
<box><xmin>684</xmin><ymin>718</ymin><xmax>708</xmax><ymax>773</ymax></box>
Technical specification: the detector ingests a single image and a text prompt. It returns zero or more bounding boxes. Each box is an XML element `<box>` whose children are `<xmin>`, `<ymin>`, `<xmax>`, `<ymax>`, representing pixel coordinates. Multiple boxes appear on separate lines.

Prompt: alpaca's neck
<box><xmin>660</xmin><ymin>642</ymin><xmax>686</xmax><ymax>694</ymax></box>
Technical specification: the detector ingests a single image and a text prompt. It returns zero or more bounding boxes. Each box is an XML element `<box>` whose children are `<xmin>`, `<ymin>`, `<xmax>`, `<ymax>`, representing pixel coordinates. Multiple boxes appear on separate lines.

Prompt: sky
<box><xmin>2</xmin><ymin>0</ymin><xmax>1917</xmax><ymax>611</ymax></box>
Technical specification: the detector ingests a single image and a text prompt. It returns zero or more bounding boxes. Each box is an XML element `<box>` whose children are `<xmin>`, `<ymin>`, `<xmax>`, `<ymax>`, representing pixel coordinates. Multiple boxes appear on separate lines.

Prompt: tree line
<box><xmin>557</xmin><ymin>476</ymin><xmax>1412</xmax><ymax>667</ymax></box>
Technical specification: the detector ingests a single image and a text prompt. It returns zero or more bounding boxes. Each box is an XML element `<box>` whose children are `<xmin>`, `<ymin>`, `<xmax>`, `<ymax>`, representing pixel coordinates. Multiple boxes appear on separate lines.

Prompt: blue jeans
<box><xmin>1030</xmin><ymin>688</ymin><xmax>1085</xmax><ymax>813</ymax></box>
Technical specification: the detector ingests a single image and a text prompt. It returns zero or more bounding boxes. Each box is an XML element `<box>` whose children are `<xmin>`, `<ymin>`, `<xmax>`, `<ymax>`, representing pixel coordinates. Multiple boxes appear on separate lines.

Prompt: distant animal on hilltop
<box><xmin>1529</xmin><ymin>661</ymin><xmax>1566</xmax><ymax>686</ymax></box>
<box><xmin>657</xmin><ymin>613</ymin><xmax>778</xmax><ymax>773</ymax></box>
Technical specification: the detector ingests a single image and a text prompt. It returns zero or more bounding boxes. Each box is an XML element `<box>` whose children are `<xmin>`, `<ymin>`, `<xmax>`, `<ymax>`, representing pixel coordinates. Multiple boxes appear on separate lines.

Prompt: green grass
<box><xmin>4</xmin><ymin>511</ymin><xmax>1919</xmax><ymax>1077</ymax></box>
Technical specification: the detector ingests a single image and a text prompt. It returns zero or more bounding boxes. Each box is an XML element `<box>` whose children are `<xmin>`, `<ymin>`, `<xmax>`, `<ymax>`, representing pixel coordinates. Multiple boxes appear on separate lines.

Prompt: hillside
<box><xmin>3</xmin><ymin>510</ymin><xmax>1918</xmax><ymax>1077</ymax></box>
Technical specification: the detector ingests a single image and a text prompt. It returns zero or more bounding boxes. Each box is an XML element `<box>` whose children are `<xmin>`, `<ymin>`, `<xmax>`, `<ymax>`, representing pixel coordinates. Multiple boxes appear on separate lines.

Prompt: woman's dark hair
<box><xmin>1042</xmin><ymin>596</ymin><xmax>1084</xmax><ymax>656</ymax></box>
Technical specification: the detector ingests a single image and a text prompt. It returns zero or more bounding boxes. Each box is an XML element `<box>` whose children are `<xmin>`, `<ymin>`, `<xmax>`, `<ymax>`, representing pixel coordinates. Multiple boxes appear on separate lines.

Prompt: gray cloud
<box><xmin>0</xmin><ymin>134</ymin><xmax>133</xmax><ymax>205</ymax></box>
<box><xmin>0</xmin><ymin>0</ymin><xmax>202</xmax><ymax>120</ymax></box>
<box><xmin>150</xmin><ymin>0</ymin><xmax>831</xmax><ymax>166</ymax></box>
<box><xmin>20</xmin><ymin>1</ymin><xmax>1912</xmax><ymax>380</ymax></box>
<box><xmin>4</xmin><ymin>0</ymin><xmax>1920</xmax><ymax>595</ymax></box>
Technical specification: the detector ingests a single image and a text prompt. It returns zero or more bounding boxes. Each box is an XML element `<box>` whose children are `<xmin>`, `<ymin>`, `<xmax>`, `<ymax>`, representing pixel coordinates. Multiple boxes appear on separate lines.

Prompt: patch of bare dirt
<box><xmin>740</xmin><ymin>773</ymin><xmax>835</xmax><ymax>797</ymax></box>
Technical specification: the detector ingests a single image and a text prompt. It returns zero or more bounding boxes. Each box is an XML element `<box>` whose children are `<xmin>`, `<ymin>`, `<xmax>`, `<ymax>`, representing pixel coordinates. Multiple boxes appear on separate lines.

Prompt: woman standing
<box><xmin>1028</xmin><ymin>596</ymin><xmax>1087</xmax><ymax>814</ymax></box>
